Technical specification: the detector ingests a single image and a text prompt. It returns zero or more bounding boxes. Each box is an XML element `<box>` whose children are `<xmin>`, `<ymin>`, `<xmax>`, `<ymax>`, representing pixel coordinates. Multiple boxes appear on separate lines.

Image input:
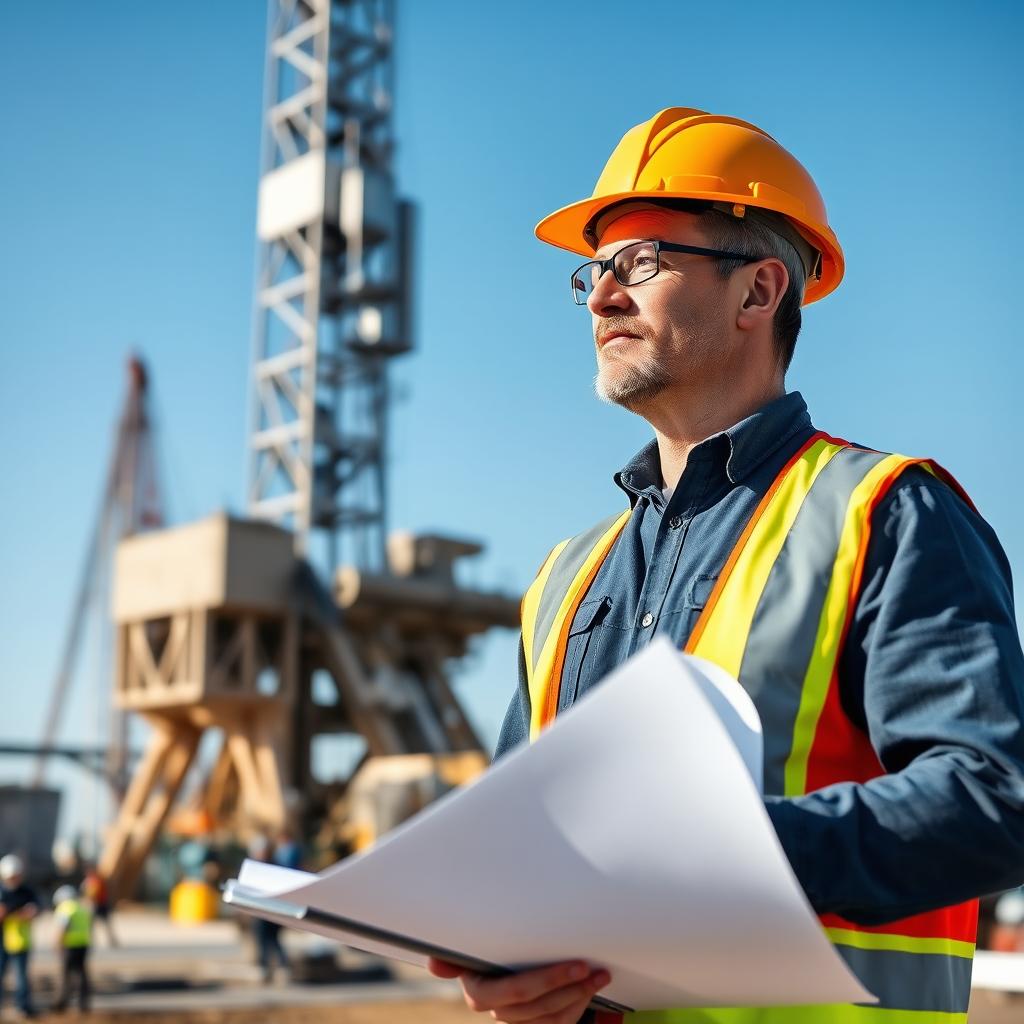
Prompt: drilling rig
<box><xmin>97</xmin><ymin>0</ymin><xmax>519</xmax><ymax>901</ymax></box>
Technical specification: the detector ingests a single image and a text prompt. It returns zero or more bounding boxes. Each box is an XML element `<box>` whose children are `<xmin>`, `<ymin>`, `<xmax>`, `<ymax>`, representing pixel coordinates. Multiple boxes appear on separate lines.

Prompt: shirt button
<box><xmin>641</xmin><ymin>612</ymin><xmax>654</xmax><ymax>628</ymax></box>
<box><xmin>668</xmin><ymin>515</ymin><xmax>683</xmax><ymax>529</ymax></box>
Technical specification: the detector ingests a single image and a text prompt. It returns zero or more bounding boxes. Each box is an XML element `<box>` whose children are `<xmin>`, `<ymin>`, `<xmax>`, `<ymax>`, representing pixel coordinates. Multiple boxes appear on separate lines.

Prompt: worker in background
<box><xmin>51</xmin><ymin>884</ymin><xmax>92</xmax><ymax>1014</ymax></box>
<box><xmin>272</xmin><ymin>829</ymin><xmax>302</xmax><ymax>872</ymax></box>
<box><xmin>428</xmin><ymin>107</ymin><xmax>1024</xmax><ymax>1023</ymax></box>
<box><xmin>81</xmin><ymin>865</ymin><xmax>116</xmax><ymax>948</ymax></box>
<box><xmin>0</xmin><ymin>853</ymin><xmax>40</xmax><ymax>1019</ymax></box>
<box><xmin>247</xmin><ymin>834</ymin><xmax>290</xmax><ymax>983</ymax></box>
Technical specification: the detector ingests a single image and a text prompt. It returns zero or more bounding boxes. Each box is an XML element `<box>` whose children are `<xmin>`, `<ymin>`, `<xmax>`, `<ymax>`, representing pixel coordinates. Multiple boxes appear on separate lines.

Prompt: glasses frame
<box><xmin>570</xmin><ymin>239</ymin><xmax>759</xmax><ymax>305</ymax></box>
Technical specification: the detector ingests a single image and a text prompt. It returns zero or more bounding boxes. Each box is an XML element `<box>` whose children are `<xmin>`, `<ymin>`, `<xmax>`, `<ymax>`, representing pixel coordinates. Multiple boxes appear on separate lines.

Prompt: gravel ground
<box><xmin>15</xmin><ymin>993</ymin><xmax>1024</xmax><ymax>1023</ymax></box>
<box><xmin>22</xmin><ymin>1003</ymin><xmax>474</xmax><ymax>1023</ymax></box>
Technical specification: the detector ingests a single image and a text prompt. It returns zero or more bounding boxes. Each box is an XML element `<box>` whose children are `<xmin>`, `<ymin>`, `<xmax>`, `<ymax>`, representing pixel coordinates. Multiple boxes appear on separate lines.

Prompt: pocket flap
<box><xmin>568</xmin><ymin>596</ymin><xmax>612</xmax><ymax>635</ymax></box>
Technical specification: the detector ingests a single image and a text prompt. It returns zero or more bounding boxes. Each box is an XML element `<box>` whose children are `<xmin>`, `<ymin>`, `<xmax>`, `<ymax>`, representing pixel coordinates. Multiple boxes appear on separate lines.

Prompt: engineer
<box><xmin>428</xmin><ymin>107</ymin><xmax>1024</xmax><ymax>1024</ymax></box>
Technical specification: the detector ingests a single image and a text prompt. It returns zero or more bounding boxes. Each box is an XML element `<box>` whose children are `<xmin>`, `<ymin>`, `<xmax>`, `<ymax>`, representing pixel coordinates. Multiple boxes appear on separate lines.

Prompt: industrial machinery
<box><xmin>94</xmin><ymin>0</ymin><xmax>519</xmax><ymax>901</ymax></box>
<box><xmin>5</xmin><ymin>355</ymin><xmax>161</xmax><ymax>878</ymax></box>
<box><xmin>248</xmin><ymin>0</ymin><xmax>413</xmax><ymax>572</ymax></box>
<box><xmin>34</xmin><ymin>354</ymin><xmax>163</xmax><ymax>802</ymax></box>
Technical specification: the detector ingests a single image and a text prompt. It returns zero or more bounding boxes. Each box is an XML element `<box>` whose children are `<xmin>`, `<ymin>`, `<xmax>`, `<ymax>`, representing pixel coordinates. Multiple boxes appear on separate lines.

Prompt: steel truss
<box><xmin>248</xmin><ymin>0</ymin><xmax>413</xmax><ymax>572</ymax></box>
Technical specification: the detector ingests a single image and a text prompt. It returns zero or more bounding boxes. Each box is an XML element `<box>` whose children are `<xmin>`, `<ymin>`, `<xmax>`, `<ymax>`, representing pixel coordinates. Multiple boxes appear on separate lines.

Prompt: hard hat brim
<box><xmin>535</xmin><ymin>190</ymin><xmax>844</xmax><ymax>306</ymax></box>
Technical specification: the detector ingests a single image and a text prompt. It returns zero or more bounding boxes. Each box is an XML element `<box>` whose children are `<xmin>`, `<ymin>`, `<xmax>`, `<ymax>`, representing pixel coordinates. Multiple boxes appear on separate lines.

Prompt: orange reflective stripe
<box><xmin>799</xmin><ymin>456</ymin><xmax>963</xmax><ymax>794</ymax></box>
<box><xmin>785</xmin><ymin>452</ymin><xmax>913</xmax><ymax>794</ymax></box>
<box><xmin>521</xmin><ymin>538</ymin><xmax>570</xmax><ymax>703</ymax></box>
<box><xmin>919</xmin><ymin>460</ymin><xmax>978</xmax><ymax>514</ymax></box>
<box><xmin>686</xmin><ymin>433</ymin><xmax>843</xmax><ymax>675</ymax></box>
<box><xmin>531</xmin><ymin>510</ymin><xmax>631</xmax><ymax>738</ymax></box>
<box><xmin>685</xmin><ymin>431</ymin><xmax>834</xmax><ymax>657</ymax></box>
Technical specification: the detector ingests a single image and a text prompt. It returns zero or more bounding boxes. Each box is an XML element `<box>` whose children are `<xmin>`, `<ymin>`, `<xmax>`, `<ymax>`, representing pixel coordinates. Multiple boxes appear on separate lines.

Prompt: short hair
<box><xmin>693</xmin><ymin>207</ymin><xmax>806</xmax><ymax>373</ymax></box>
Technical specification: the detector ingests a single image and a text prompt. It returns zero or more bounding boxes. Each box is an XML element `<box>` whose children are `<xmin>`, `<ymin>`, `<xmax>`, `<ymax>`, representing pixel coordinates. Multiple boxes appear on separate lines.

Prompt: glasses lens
<box><xmin>570</xmin><ymin>262</ymin><xmax>601</xmax><ymax>305</ymax></box>
<box><xmin>615</xmin><ymin>241</ymin><xmax>659</xmax><ymax>286</ymax></box>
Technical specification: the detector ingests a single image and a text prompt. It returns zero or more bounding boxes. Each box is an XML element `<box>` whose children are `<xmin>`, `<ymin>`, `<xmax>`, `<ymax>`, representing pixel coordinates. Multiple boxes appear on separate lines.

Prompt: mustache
<box><xmin>595</xmin><ymin>316</ymin><xmax>652</xmax><ymax>346</ymax></box>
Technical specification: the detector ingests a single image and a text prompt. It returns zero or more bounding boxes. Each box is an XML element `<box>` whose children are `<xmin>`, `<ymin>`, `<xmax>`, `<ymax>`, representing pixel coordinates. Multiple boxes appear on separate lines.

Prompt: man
<box><xmin>81</xmin><ymin>864</ymin><xmax>116</xmax><ymax>948</ymax></box>
<box><xmin>0</xmin><ymin>854</ymin><xmax>39</xmax><ymax>1019</ymax></box>
<box><xmin>248</xmin><ymin>834</ymin><xmax>290</xmax><ymax>983</ymax></box>
<box><xmin>51</xmin><ymin>884</ymin><xmax>92</xmax><ymax>1014</ymax></box>
<box><xmin>428</xmin><ymin>107</ymin><xmax>1024</xmax><ymax>1023</ymax></box>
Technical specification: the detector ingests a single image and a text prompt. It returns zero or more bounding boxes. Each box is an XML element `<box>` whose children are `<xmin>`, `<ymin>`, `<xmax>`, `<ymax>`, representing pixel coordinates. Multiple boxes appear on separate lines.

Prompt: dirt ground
<box><xmin>21</xmin><ymin>993</ymin><xmax>1024</xmax><ymax>1023</ymax></box>
<box><xmin>26</xmin><ymin>1000</ymin><xmax>476</xmax><ymax>1023</ymax></box>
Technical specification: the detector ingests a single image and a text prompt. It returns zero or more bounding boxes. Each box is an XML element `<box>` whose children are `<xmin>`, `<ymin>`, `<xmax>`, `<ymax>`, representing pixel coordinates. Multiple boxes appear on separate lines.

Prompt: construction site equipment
<box><xmin>77</xmin><ymin>0</ymin><xmax>522</xmax><ymax>901</ymax></box>
<box><xmin>169</xmin><ymin>880</ymin><xmax>220</xmax><ymax>924</ymax></box>
<box><xmin>32</xmin><ymin>354</ymin><xmax>163</xmax><ymax>799</ymax></box>
<box><xmin>0</xmin><ymin>789</ymin><xmax>60</xmax><ymax>883</ymax></box>
<box><xmin>99</xmin><ymin>515</ymin><xmax>296</xmax><ymax>900</ymax></box>
<box><xmin>99</xmin><ymin>513</ymin><xmax>518</xmax><ymax>901</ymax></box>
<box><xmin>326</xmin><ymin>751</ymin><xmax>489</xmax><ymax>853</ymax></box>
<box><xmin>248</xmin><ymin>0</ymin><xmax>413</xmax><ymax>571</ymax></box>
<box><xmin>534</xmin><ymin>106</ymin><xmax>844</xmax><ymax>304</ymax></box>
<box><xmin>0</xmin><ymin>355</ymin><xmax>162</xmax><ymax>882</ymax></box>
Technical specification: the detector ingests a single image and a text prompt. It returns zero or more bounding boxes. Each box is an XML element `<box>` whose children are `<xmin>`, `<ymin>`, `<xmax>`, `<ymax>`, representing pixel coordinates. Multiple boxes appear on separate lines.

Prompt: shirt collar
<box><xmin>614</xmin><ymin>391</ymin><xmax>812</xmax><ymax>503</ymax></box>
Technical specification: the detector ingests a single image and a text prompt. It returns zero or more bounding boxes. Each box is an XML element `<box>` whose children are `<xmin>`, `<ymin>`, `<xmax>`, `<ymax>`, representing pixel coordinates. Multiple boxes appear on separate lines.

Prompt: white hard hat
<box><xmin>995</xmin><ymin>889</ymin><xmax>1024</xmax><ymax>926</ymax></box>
<box><xmin>0</xmin><ymin>854</ymin><xmax>25</xmax><ymax>880</ymax></box>
<box><xmin>53</xmin><ymin>885</ymin><xmax>78</xmax><ymax>906</ymax></box>
<box><xmin>247</xmin><ymin>833</ymin><xmax>270</xmax><ymax>859</ymax></box>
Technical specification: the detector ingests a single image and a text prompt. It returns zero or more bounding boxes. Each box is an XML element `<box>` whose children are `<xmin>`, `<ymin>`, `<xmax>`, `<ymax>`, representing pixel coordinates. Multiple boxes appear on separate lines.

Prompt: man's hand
<box><xmin>427</xmin><ymin>956</ymin><xmax>611</xmax><ymax>1023</ymax></box>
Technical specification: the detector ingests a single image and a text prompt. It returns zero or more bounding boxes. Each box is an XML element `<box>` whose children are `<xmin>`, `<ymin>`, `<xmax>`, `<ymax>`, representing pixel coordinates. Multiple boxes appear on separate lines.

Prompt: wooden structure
<box><xmin>99</xmin><ymin>513</ymin><xmax>518</xmax><ymax>900</ymax></box>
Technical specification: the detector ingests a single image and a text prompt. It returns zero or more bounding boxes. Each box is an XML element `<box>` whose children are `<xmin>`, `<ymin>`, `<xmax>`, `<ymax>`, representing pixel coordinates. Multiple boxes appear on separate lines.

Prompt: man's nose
<box><xmin>587</xmin><ymin>266</ymin><xmax>631</xmax><ymax>316</ymax></box>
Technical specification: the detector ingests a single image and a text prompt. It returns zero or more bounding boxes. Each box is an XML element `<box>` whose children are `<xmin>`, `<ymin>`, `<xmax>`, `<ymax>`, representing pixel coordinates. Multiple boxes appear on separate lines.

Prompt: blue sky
<box><xmin>2</xmin><ymin>1</ymin><xmax>1021</xmax><ymax>846</ymax></box>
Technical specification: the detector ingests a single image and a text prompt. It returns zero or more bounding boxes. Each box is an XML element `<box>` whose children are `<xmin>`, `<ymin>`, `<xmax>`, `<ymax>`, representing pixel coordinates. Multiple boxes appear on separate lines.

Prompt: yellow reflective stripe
<box><xmin>689</xmin><ymin>438</ymin><xmax>843</xmax><ymax>677</ymax></box>
<box><xmin>521</xmin><ymin>538</ymin><xmax>570</xmax><ymax>692</ymax></box>
<box><xmin>627</xmin><ymin>1007</ymin><xmax>967</xmax><ymax>1023</ymax></box>
<box><xmin>825</xmin><ymin>927</ymin><xmax>975</xmax><ymax>960</ymax></box>
<box><xmin>529</xmin><ymin>509</ymin><xmax>631</xmax><ymax>740</ymax></box>
<box><xmin>784</xmin><ymin>453</ymin><xmax>908</xmax><ymax>796</ymax></box>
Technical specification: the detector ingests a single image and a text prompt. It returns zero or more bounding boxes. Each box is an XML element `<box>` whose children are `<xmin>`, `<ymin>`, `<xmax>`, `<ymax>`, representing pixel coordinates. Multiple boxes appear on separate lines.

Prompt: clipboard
<box><xmin>222</xmin><ymin>879</ymin><xmax>633</xmax><ymax>1015</ymax></box>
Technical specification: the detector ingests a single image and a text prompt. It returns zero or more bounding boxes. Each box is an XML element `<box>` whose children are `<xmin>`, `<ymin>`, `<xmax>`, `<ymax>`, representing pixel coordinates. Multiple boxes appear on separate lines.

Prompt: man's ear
<box><xmin>736</xmin><ymin>259</ymin><xmax>788</xmax><ymax>331</ymax></box>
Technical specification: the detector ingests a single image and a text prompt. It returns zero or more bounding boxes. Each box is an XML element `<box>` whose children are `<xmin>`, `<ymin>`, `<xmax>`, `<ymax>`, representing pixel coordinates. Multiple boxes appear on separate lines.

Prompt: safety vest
<box><xmin>521</xmin><ymin>433</ymin><xmax>979</xmax><ymax>1024</ymax></box>
<box><xmin>2</xmin><ymin>912</ymin><xmax>31</xmax><ymax>954</ymax></box>
<box><xmin>56</xmin><ymin>899</ymin><xmax>92</xmax><ymax>949</ymax></box>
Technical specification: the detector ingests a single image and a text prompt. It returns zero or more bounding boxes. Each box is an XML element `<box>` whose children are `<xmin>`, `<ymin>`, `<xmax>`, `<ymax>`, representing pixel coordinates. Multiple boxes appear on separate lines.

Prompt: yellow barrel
<box><xmin>169</xmin><ymin>879</ymin><xmax>219</xmax><ymax>923</ymax></box>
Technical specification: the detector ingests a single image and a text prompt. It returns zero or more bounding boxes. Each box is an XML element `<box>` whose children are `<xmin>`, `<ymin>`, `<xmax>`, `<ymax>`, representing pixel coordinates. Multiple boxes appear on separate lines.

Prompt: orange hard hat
<box><xmin>535</xmin><ymin>107</ymin><xmax>844</xmax><ymax>305</ymax></box>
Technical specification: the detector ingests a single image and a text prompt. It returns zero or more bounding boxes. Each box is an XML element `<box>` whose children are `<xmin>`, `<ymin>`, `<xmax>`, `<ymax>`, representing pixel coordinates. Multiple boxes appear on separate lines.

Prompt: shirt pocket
<box><xmin>675</xmin><ymin>573</ymin><xmax>719</xmax><ymax>644</ymax></box>
<box><xmin>686</xmin><ymin>573</ymin><xmax>719</xmax><ymax>609</ymax></box>
<box><xmin>558</xmin><ymin>596</ymin><xmax>612</xmax><ymax>713</ymax></box>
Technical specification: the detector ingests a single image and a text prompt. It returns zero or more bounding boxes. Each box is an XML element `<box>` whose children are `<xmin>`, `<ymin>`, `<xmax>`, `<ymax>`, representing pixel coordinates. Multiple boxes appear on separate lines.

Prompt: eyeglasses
<box><xmin>570</xmin><ymin>239</ymin><xmax>758</xmax><ymax>306</ymax></box>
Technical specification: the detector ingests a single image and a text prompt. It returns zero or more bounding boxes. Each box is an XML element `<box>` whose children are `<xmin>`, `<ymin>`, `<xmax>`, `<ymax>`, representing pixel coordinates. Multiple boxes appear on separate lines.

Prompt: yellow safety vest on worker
<box><xmin>2</xmin><ymin>912</ymin><xmax>31</xmax><ymax>954</ymax></box>
<box><xmin>521</xmin><ymin>433</ymin><xmax>979</xmax><ymax>1024</ymax></box>
<box><xmin>55</xmin><ymin>899</ymin><xmax>92</xmax><ymax>949</ymax></box>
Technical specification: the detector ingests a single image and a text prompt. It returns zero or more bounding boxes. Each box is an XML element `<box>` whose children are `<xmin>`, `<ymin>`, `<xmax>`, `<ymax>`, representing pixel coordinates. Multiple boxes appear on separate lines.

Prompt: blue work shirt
<box><xmin>495</xmin><ymin>391</ymin><xmax>1024</xmax><ymax>924</ymax></box>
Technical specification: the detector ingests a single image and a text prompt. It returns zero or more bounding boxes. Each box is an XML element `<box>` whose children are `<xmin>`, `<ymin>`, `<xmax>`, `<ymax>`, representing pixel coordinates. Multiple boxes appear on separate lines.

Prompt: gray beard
<box><xmin>594</xmin><ymin>359</ymin><xmax>674</xmax><ymax>411</ymax></box>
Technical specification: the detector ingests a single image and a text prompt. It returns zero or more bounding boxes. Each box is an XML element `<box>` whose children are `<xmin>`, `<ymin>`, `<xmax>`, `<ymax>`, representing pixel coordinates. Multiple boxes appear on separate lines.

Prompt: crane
<box><xmin>33</xmin><ymin>353</ymin><xmax>163</xmax><ymax>800</ymax></box>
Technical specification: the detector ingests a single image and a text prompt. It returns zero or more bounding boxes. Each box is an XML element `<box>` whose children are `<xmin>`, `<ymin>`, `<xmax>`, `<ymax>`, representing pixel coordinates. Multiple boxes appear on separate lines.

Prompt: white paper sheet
<box><xmin>228</xmin><ymin>638</ymin><xmax>872</xmax><ymax>1010</ymax></box>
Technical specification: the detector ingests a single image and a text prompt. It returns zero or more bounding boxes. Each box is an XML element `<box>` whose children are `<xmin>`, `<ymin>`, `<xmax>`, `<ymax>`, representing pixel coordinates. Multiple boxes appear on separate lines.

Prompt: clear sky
<box><xmin>2</xmin><ymin>1</ymin><xmax>1021</xmax><ymax>847</ymax></box>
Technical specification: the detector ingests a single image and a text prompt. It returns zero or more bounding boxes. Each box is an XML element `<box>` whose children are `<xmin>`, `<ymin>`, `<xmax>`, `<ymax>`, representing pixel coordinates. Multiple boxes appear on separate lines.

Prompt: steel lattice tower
<box><xmin>248</xmin><ymin>0</ymin><xmax>414</xmax><ymax>572</ymax></box>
